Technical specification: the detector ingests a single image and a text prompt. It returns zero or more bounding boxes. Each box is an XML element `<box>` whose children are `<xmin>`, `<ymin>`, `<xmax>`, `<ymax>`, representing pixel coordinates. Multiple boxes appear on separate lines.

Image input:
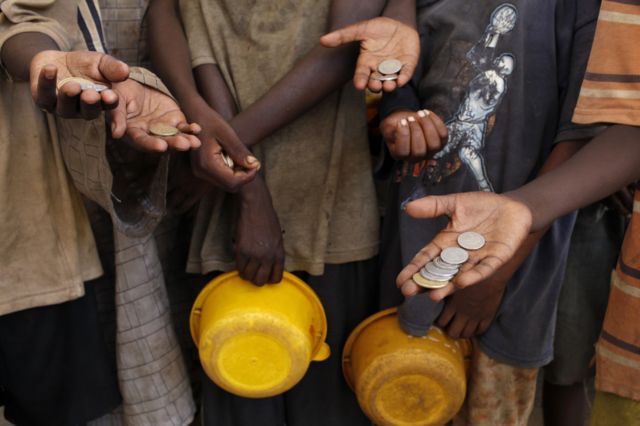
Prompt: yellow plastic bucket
<box><xmin>190</xmin><ymin>271</ymin><xmax>330</xmax><ymax>398</ymax></box>
<box><xmin>343</xmin><ymin>308</ymin><xmax>471</xmax><ymax>426</ymax></box>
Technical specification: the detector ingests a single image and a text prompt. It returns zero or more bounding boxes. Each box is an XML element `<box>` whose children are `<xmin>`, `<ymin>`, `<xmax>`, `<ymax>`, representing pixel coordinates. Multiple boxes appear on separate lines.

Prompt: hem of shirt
<box><xmin>81</xmin><ymin>264</ymin><xmax>104</xmax><ymax>283</ymax></box>
<box><xmin>191</xmin><ymin>56</ymin><xmax>217</xmax><ymax>69</ymax></box>
<box><xmin>573</xmin><ymin>108</ymin><xmax>640</xmax><ymax>126</ymax></box>
<box><xmin>554</xmin><ymin>125</ymin><xmax>608</xmax><ymax>143</ymax></box>
<box><xmin>596</xmin><ymin>377</ymin><xmax>640</xmax><ymax>402</ymax></box>
<box><xmin>477</xmin><ymin>338</ymin><xmax>553</xmax><ymax>369</ymax></box>
<box><xmin>0</xmin><ymin>282</ymin><xmax>85</xmax><ymax>316</ymax></box>
<box><xmin>186</xmin><ymin>243</ymin><xmax>379</xmax><ymax>277</ymax></box>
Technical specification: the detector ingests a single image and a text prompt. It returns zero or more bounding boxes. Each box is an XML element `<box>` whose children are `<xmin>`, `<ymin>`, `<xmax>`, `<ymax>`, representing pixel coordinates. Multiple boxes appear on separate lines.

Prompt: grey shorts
<box><xmin>544</xmin><ymin>204</ymin><xmax>626</xmax><ymax>386</ymax></box>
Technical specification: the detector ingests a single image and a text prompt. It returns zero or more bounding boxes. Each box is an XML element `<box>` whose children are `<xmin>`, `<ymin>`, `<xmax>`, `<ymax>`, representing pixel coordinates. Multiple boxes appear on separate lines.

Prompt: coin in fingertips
<box><xmin>413</xmin><ymin>272</ymin><xmax>449</xmax><ymax>289</ymax></box>
<box><xmin>57</xmin><ymin>77</ymin><xmax>108</xmax><ymax>92</ymax></box>
<box><xmin>221</xmin><ymin>152</ymin><xmax>234</xmax><ymax>168</ymax></box>
<box><xmin>378</xmin><ymin>59</ymin><xmax>403</xmax><ymax>75</ymax></box>
<box><xmin>149</xmin><ymin>123</ymin><xmax>179</xmax><ymax>137</ymax></box>
<box><xmin>370</xmin><ymin>72</ymin><xmax>399</xmax><ymax>81</ymax></box>
<box><xmin>440</xmin><ymin>247</ymin><xmax>469</xmax><ymax>265</ymax></box>
<box><xmin>457</xmin><ymin>232</ymin><xmax>486</xmax><ymax>250</ymax></box>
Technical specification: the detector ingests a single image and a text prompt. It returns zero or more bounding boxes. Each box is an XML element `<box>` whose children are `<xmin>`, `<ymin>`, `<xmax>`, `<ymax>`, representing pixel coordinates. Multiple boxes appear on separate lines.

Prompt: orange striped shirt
<box><xmin>573</xmin><ymin>0</ymin><xmax>640</xmax><ymax>126</ymax></box>
<box><xmin>573</xmin><ymin>0</ymin><xmax>640</xmax><ymax>401</ymax></box>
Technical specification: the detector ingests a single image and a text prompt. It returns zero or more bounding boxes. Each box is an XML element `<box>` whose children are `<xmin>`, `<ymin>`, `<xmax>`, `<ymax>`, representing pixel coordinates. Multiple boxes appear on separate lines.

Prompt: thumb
<box><xmin>96</xmin><ymin>54</ymin><xmax>129</xmax><ymax>84</ymax></box>
<box><xmin>404</xmin><ymin>195</ymin><xmax>455</xmax><ymax>220</ymax></box>
<box><xmin>211</xmin><ymin>119</ymin><xmax>260</xmax><ymax>170</ymax></box>
<box><xmin>320</xmin><ymin>21</ymin><xmax>367</xmax><ymax>48</ymax></box>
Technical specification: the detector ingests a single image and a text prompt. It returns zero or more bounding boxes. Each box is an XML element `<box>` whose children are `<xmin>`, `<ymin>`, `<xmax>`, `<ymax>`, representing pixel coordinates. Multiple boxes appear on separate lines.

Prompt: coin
<box><xmin>149</xmin><ymin>123</ymin><xmax>179</xmax><ymax>137</ymax></box>
<box><xmin>457</xmin><ymin>232</ymin><xmax>486</xmax><ymax>250</ymax></box>
<box><xmin>221</xmin><ymin>152</ymin><xmax>234</xmax><ymax>168</ymax></box>
<box><xmin>370</xmin><ymin>72</ymin><xmax>399</xmax><ymax>81</ymax></box>
<box><xmin>440</xmin><ymin>247</ymin><xmax>469</xmax><ymax>265</ymax></box>
<box><xmin>420</xmin><ymin>267</ymin><xmax>454</xmax><ymax>282</ymax></box>
<box><xmin>433</xmin><ymin>257</ymin><xmax>460</xmax><ymax>271</ymax></box>
<box><xmin>412</xmin><ymin>272</ymin><xmax>449</xmax><ymax>289</ymax></box>
<box><xmin>57</xmin><ymin>77</ymin><xmax>108</xmax><ymax>92</ymax></box>
<box><xmin>424</xmin><ymin>262</ymin><xmax>458</xmax><ymax>278</ymax></box>
<box><xmin>378</xmin><ymin>59</ymin><xmax>403</xmax><ymax>75</ymax></box>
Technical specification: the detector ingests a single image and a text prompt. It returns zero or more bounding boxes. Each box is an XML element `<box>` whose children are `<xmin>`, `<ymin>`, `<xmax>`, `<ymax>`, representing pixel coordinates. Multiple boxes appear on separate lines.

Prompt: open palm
<box><xmin>109</xmin><ymin>79</ymin><xmax>201</xmax><ymax>152</ymax></box>
<box><xmin>396</xmin><ymin>192</ymin><xmax>533</xmax><ymax>299</ymax></box>
<box><xmin>321</xmin><ymin>17</ymin><xmax>419</xmax><ymax>92</ymax></box>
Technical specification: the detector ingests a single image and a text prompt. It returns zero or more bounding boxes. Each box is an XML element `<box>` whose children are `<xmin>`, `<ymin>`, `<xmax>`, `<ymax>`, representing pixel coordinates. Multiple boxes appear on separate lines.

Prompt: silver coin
<box><xmin>440</xmin><ymin>247</ymin><xmax>469</xmax><ymax>265</ymax></box>
<box><xmin>80</xmin><ymin>82</ymin><xmax>108</xmax><ymax>92</ymax></box>
<box><xmin>419</xmin><ymin>268</ymin><xmax>451</xmax><ymax>282</ymax></box>
<box><xmin>433</xmin><ymin>257</ymin><xmax>460</xmax><ymax>271</ymax></box>
<box><xmin>370</xmin><ymin>72</ymin><xmax>399</xmax><ymax>81</ymax></box>
<box><xmin>457</xmin><ymin>231</ymin><xmax>486</xmax><ymax>250</ymax></box>
<box><xmin>424</xmin><ymin>262</ymin><xmax>457</xmax><ymax>279</ymax></box>
<box><xmin>378</xmin><ymin>59</ymin><xmax>403</xmax><ymax>75</ymax></box>
<box><xmin>221</xmin><ymin>152</ymin><xmax>234</xmax><ymax>168</ymax></box>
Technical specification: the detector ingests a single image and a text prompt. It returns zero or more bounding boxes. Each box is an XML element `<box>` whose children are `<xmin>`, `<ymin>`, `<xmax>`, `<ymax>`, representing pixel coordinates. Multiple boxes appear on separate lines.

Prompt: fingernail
<box><xmin>423</xmin><ymin>109</ymin><xmax>431</xmax><ymax>116</ymax></box>
<box><xmin>246</xmin><ymin>156</ymin><xmax>258</xmax><ymax>164</ymax></box>
<box><xmin>408</xmin><ymin>116</ymin><xmax>416</xmax><ymax>122</ymax></box>
<box><xmin>400</xmin><ymin>119</ymin><xmax>408</xmax><ymax>126</ymax></box>
<box><xmin>417</xmin><ymin>110</ymin><xmax>426</xmax><ymax>118</ymax></box>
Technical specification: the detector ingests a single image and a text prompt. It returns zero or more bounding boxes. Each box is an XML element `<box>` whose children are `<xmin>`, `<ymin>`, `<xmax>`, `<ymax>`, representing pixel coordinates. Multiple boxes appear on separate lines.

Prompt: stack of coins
<box><xmin>372</xmin><ymin>59</ymin><xmax>403</xmax><ymax>81</ymax></box>
<box><xmin>412</xmin><ymin>232</ymin><xmax>486</xmax><ymax>289</ymax></box>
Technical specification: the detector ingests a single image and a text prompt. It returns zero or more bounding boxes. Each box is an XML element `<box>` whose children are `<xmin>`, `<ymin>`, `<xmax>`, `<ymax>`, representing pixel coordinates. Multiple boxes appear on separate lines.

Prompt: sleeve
<box><xmin>572</xmin><ymin>1</ymin><xmax>640</xmax><ymax>126</ymax></box>
<box><xmin>554</xmin><ymin>0</ymin><xmax>607</xmax><ymax>143</ymax></box>
<box><xmin>180</xmin><ymin>0</ymin><xmax>216</xmax><ymax>68</ymax></box>
<box><xmin>0</xmin><ymin>0</ymin><xmax>78</xmax><ymax>66</ymax></box>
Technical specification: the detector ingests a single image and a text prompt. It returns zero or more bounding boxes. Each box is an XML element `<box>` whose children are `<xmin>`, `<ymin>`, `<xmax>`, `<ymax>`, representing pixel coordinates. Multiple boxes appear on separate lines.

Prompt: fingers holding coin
<box><xmin>55</xmin><ymin>76</ymin><xmax>118</xmax><ymax>119</ymax></box>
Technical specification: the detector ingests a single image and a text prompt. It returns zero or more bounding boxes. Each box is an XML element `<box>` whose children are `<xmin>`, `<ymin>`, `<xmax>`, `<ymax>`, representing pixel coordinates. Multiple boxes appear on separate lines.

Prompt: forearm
<box><xmin>1</xmin><ymin>32</ymin><xmax>58</xmax><ymax>81</ymax></box>
<box><xmin>508</xmin><ymin>125</ymin><xmax>640</xmax><ymax>232</ymax></box>
<box><xmin>495</xmin><ymin>139</ymin><xmax>589</xmax><ymax>280</ymax></box>
<box><xmin>382</xmin><ymin>0</ymin><xmax>416</xmax><ymax>27</ymax></box>
<box><xmin>230</xmin><ymin>0</ymin><xmax>386</xmax><ymax>146</ymax></box>
<box><xmin>147</xmin><ymin>0</ymin><xmax>205</xmax><ymax>118</ymax></box>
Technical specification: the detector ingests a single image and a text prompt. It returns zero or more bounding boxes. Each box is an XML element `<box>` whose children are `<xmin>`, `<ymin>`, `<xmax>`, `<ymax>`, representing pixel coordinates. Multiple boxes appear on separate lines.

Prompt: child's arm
<box><xmin>223</xmin><ymin>0</ymin><xmax>388</xmax><ymax>148</ymax></box>
<box><xmin>146</xmin><ymin>0</ymin><xmax>259</xmax><ymax>191</ymax></box>
<box><xmin>396</xmin><ymin>126</ymin><xmax>640</xmax><ymax>300</ymax></box>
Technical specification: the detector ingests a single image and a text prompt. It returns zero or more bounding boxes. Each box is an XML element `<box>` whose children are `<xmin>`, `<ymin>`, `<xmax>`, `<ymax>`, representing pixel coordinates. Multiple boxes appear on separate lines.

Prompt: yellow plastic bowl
<box><xmin>190</xmin><ymin>271</ymin><xmax>330</xmax><ymax>398</ymax></box>
<box><xmin>343</xmin><ymin>308</ymin><xmax>471</xmax><ymax>426</ymax></box>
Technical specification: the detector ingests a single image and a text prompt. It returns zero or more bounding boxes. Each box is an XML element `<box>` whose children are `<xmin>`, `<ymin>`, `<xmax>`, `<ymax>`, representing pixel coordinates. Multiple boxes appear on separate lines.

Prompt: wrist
<box><xmin>238</xmin><ymin>175</ymin><xmax>269</xmax><ymax>204</ymax></box>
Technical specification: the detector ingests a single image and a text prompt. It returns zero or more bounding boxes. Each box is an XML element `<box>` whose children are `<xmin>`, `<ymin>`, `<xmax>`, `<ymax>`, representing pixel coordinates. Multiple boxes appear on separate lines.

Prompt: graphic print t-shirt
<box><xmin>380</xmin><ymin>0</ymin><xmax>603</xmax><ymax>367</ymax></box>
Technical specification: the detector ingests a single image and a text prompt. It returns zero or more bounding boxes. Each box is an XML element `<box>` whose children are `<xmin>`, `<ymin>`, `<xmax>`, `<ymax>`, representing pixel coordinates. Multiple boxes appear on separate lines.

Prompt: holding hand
<box><xmin>30</xmin><ymin>50</ymin><xmax>128</xmax><ymax>117</ymax></box>
<box><xmin>320</xmin><ymin>17</ymin><xmax>420</xmax><ymax>92</ymax></box>
<box><xmin>396</xmin><ymin>192</ymin><xmax>533</xmax><ymax>300</ymax></box>
<box><xmin>381</xmin><ymin>109</ymin><xmax>448</xmax><ymax>161</ymax></box>
<box><xmin>189</xmin><ymin>106</ymin><xmax>260</xmax><ymax>193</ymax></box>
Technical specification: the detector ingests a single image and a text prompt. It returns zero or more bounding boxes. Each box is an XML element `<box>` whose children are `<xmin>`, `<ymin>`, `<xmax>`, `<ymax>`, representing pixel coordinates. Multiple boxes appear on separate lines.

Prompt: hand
<box><xmin>320</xmin><ymin>17</ymin><xmax>420</xmax><ymax>92</ymax></box>
<box><xmin>436</xmin><ymin>277</ymin><xmax>506</xmax><ymax>339</ymax></box>
<box><xmin>235</xmin><ymin>178</ymin><xmax>285</xmax><ymax>286</ymax></box>
<box><xmin>396</xmin><ymin>192</ymin><xmax>532</xmax><ymax>300</ymax></box>
<box><xmin>30</xmin><ymin>50</ymin><xmax>128</xmax><ymax>118</ymax></box>
<box><xmin>189</xmin><ymin>105</ymin><xmax>260</xmax><ymax>192</ymax></box>
<box><xmin>108</xmin><ymin>79</ymin><xmax>202</xmax><ymax>152</ymax></box>
<box><xmin>605</xmin><ymin>184</ymin><xmax>635</xmax><ymax>218</ymax></box>
<box><xmin>381</xmin><ymin>109</ymin><xmax>448</xmax><ymax>161</ymax></box>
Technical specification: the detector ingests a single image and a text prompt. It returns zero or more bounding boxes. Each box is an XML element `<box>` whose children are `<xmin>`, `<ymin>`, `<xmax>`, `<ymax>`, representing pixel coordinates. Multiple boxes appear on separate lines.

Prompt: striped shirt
<box><xmin>573</xmin><ymin>0</ymin><xmax>640</xmax><ymax>402</ymax></box>
<box><xmin>573</xmin><ymin>0</ymin><xmax>640</xmax><ymax>125</ymax></box>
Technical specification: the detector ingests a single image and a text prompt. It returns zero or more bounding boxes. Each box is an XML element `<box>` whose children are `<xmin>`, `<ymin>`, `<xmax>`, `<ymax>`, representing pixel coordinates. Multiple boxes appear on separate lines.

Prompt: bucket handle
<box><xmin>312</xmin><ymin>342</ymin><xmax>331</xmax><ymax>362</ymax></box>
